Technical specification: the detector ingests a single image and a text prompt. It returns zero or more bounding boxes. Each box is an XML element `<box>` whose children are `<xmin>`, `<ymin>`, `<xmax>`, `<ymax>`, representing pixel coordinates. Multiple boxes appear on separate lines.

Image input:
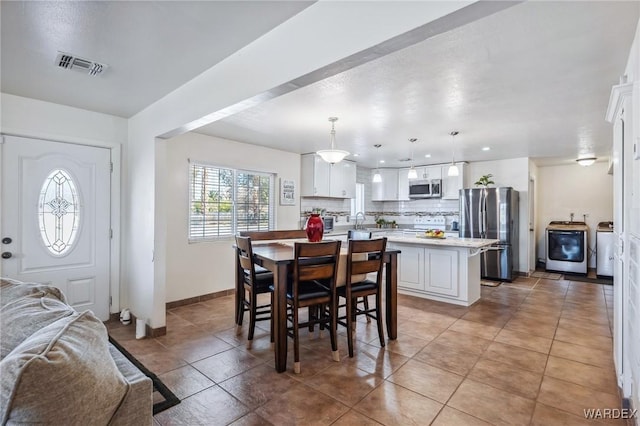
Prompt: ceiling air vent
<box><xmin>55</xmin><ymin>52</ymin><xmax>108</xmax><ymax>76</ymax></box>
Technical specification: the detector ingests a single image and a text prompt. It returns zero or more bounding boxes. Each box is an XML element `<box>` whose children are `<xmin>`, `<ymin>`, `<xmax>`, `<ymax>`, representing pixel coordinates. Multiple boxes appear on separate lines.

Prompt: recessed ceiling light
<box><xmin>424</xmin><ymin>154</ymin><xmax>431</xmax><ymax>158</ymax></box>
<box><xmin>353</xmin><ymin>153</ymin><xmax>360</xmax><ymax>157</ymax></box>
<box><xmin>482</xmin><ymin>147</ymin><xmax>491</xmax><ymax>151</ymax></box>
<box><xmin>380</xmin><ymin>160</ymin><xmax>385</xmax><ymax>164</ymax></box>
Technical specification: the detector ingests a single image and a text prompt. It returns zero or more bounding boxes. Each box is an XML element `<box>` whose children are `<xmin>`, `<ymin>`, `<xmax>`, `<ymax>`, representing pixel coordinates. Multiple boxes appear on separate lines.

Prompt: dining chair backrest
<box><xmin>293</xmin><ymin>241</ymin><xmax>341</xmax><ymax>295</ymax></box>
<box><xmin>347</xmin><ymin>238</ymin><xmax>387</xmax><ymax>282</ymax></box>
<box><xmin>239</xmin><ymin>230</ymin><xmax>307</xmax><ymax>241</ymax></box>
<box><xmin>347</xmin><ymin>230</ymin><xmax>372</xmax><ymax>240</ymax></box>
<box><xmin>235</xmin><ymin>236</ymin><xmax>257</xmax><ymax>282</ymax></box>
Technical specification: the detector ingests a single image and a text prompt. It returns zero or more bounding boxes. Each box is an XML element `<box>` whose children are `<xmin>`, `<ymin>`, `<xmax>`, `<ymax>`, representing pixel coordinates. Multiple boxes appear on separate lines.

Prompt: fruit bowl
<box><xmin>421</xmin><ymin>229</ymin><xmax>446</xmax><ymax>239</ymax></box>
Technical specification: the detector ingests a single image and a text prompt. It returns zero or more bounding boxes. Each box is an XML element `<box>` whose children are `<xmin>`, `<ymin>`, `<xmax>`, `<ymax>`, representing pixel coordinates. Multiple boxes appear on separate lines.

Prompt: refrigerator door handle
<box><xmin>480</xmin><ymin>189</ymin><xmax>487</xmax><ymax>237</ymax></box>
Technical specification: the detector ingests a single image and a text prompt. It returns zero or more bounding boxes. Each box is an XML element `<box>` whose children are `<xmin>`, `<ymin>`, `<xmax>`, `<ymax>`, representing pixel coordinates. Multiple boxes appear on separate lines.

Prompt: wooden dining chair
<box><xmin>235</xmin><ymin>235</ymin><xmax>273</xmax><ymax>349</ymax></box>
<box><xmin>285</xmin><ymin>240</ymin><xmax>341</xmax><ymax>374</ymax></box>
<box><xmin>347</xmin><ymin>229</ymin><xmax>373</xmax><ymax>321</ymax></box>
<box><xmin>339</xmin><ymin>237</ymin><xmax>387</xmax><ymax>357</ymax></box>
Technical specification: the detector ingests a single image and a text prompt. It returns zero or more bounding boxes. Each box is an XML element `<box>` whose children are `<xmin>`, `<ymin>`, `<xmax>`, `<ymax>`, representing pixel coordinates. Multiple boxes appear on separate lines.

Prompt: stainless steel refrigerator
<box><xmin>459</xmin><ymin>187</ymin><xmax>519</xmax><ymax>281</ymax></box>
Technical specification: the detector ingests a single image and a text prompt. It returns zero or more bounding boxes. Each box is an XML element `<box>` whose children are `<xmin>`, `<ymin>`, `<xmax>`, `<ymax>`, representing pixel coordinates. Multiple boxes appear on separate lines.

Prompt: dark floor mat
<box><xmin>108</xmin><ymin>335</ymin><xmax>180</xmax><ymax>415</ymax></box>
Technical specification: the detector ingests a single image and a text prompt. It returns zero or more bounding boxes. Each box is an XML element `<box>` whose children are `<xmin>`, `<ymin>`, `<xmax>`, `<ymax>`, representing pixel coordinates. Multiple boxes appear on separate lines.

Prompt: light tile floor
<box><xmin>107</xmin><ymin>277</ymin><xmax>625</xmax><ymax>425</ymax></box>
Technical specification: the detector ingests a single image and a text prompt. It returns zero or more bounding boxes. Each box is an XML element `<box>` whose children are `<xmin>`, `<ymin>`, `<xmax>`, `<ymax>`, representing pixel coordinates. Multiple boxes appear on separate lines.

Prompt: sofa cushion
<box><xmin>0</xmin><ymin>311</ymin><xmax>129</xmax><ymax>425</ymax></box>
<box><xmin>0</xmin><ymin>278</ymin><xmax>67</xmax><ymax>307</ymax></box>
<box><xmin>0</xmin><ymin>292</ymin><xmax>76</xmax><ymax>359</ymax></box>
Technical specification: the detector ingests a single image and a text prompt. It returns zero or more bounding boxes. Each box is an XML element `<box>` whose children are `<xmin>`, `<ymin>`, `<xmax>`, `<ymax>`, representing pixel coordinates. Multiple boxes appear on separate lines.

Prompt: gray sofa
<box><xmin>0</xmin><ymin>278</ymin><xmax>153</xmax><ymax>425</ymax></box>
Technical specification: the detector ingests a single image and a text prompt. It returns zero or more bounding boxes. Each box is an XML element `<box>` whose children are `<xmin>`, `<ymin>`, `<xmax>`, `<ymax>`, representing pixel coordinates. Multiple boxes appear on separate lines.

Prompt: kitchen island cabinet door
<box><xmin>424</xmin><ymin>248</ymin><xmax>459</xmax><ymax>297</ymax></box>
<box><xmin>393</xmin><ymin>244</ymin><xmax>424</xmax><ymax>291</ymax></box>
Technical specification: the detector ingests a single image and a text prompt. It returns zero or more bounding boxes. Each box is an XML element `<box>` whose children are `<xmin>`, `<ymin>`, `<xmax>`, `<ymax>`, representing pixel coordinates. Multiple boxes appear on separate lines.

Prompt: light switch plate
<box><xmin>635</xmin><ymin>137</ymin><xmax>640</xmax><ymax>160</ymax></box>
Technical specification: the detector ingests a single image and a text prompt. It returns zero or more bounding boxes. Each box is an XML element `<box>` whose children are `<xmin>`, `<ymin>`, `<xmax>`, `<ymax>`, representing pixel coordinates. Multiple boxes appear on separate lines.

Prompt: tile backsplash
<box><xmin>299</xmin><ymin>166</ymin><xmax>460</xmax><ymax>229</ymax></box>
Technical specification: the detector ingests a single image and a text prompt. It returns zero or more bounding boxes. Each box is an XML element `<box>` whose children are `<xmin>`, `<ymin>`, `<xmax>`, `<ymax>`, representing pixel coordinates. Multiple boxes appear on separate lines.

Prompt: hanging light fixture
<box><xmin>407</xmin><ymin>138</ymin><xmax>418</xmax><ymax>179</ymax></box>
<box><xmin>576</xmin><ymin>156</ymin><xmax>597</xmax><ymax>166</ymax></box>
<box><xmin>317</xmin><ymin>117</ymin><xmax>350</xmax><ymax>164</ymax></box>
<box><xmin>372</xmin><ymin>144</ymin><xmax>382</xmax><ymax>183</ymax></box>
<box><xmin>448</xmin><ymin>131</ymin><xmax>460</xmax><ymax>177</ymax></box>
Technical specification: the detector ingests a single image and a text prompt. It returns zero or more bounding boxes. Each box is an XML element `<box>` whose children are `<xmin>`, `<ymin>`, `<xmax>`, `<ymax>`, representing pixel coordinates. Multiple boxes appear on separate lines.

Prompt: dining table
<box><xmin>234</xmin><ymin>240</ymin><xmax>400</xmax><ymax>373</ymax></box>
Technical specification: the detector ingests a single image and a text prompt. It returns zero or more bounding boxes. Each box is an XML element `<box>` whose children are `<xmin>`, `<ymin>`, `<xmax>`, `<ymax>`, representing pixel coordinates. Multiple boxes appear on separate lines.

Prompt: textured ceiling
<box><xmin>0</xmin><ymin>1</ymin><xmax>313</xmax><ymax>117</ymax></box>
<box><xmin>1</xmin><ymin>1</ymin><xmax>638</xmax><ymax>168</ymax></box>
<box><xmin>196</xmin><ymin>1</ymin><xmax>639</xmax><ymax>168</ymax></box>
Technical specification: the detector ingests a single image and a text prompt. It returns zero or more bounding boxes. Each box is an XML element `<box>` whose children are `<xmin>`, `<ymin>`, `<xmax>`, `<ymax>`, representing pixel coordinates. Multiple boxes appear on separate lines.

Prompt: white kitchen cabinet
<box><xmin>389</xmin><ymin>239</ymin><xmax>485</xmax><ymax>306</ymax></box>
<box><xmin>372</xmin><ymin>169</ymin><xmax>400</xmax><ymax>201</ymax></box>
<box><xmin>300</xmin><ymin>154</ymin><xmax>356</xmax><ymax>198</ymax></box>
<box><xmin>330</xmin><ymin>160</ymin><xmax>356</xmax><ymax>198</ymax></box>
<box><xmin>416</xmin><ymin>165</ymin><xmax>442</xmax><ymax>181</ymax></box>
<box><xmin>424</xmin><ymin>248</ymin><xmax>459</xmax><ymax>296</ymax></box>
<box><xmin>395</xmin><ymin>245</ymin><xmax>459</xmax><ymax>297</ymax></box>
<box><xmin>397</xmin><ymin>168</ymin><xmax>411</xmax><ymax>200</ymax></box>
<box><xmin>441</xmin><ymin>162</ymin><xmax>467</xmax><ymax>200</ymax></box>
<box><xmin>394</xmin><ymin>243</ymin><xmax>424</xmax><ymax>291</ymax></box>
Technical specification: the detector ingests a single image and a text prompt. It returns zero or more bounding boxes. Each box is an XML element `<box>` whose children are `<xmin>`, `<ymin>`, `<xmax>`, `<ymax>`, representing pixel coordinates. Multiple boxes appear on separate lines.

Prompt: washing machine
<box><xmin>596</xmin><ymin>221</ymin><xmax>614</xmax><ymax>278</ymax></box>
<box><xmin>546</xmin><ymin>221</ymin><xmax>588</xmax><ymax>275</ymax></box>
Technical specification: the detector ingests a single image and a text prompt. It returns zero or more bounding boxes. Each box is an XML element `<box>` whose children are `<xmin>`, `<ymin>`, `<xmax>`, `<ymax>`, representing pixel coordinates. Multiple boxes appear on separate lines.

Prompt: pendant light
<box><xmin>317</xmin><ymin>117</ymin><xmax>350</xmax><ymax>164</ymax></box>
<box><xmin>447</xmin><ymin>131</ymin><xmax>460</xmax><ymax>177</ymax></box>
<box><xmin>576</xmin><ymin>157</ymin><xmax>597</xmax><ymax>166</ymax></box>
<box><xmin>372</xmin><ymin>144</ymin><xmax>382</xmax><ymax>183</ymax></box>
<box><xmin>407</xmin><ymin>138</ymin><xmax>418</xmax><ymax>180</ymax></box>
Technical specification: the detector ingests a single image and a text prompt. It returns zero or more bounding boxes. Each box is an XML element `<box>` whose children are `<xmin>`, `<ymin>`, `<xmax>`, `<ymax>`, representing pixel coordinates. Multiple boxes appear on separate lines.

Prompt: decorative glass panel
<box><xmin>39</xmin><ymin>169</ymin><xmax>80</xmax><ymax>255</ymax></box>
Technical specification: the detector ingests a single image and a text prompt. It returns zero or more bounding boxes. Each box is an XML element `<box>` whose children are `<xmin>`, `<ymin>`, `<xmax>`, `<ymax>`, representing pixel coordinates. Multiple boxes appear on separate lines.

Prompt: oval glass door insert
<box><xmin>38</xmin><ymin>169</ymin><xmax>80</xmax><ymax>255</ymax></box>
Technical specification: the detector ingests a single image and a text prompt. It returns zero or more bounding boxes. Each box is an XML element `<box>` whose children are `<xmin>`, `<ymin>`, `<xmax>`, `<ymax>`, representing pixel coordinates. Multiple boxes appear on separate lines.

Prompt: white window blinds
<box><xmin>189</xmin><ymin>163</ymin><xmax>274</xmax><ymax>240</ymax></box>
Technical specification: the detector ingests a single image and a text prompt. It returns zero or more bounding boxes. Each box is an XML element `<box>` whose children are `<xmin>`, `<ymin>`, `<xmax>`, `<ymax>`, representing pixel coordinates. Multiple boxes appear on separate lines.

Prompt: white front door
<box><xmin>1</xmin><ymin>135</ymin><xmax>111</xmax><ymax>320</ymax></box>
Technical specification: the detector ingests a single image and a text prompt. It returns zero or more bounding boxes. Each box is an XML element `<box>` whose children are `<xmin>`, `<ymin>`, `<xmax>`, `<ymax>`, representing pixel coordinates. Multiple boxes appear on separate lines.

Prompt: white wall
<box><xmin>468</xmin><ymin>158</ymin><xmax>531</xmax><ymax>273</ymax></box>
<box><xmin>163</xmin><ymin>132</ymin><xmax>300</xmax><ymax>303</ymax></box>
<box><xmin>0</xmin><ymin>93</ymin><xmax>127</xmax><ymax>146</ymax></box>
<box><xmin>536</xmin><ymin>162</ymin><xmax>613</xmax><ymax>268</ymax></box>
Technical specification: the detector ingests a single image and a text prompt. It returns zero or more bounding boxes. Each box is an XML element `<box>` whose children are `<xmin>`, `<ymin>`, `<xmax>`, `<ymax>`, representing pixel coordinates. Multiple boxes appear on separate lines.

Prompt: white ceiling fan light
<box><xmin>55</xmin><ymin>52</ymin><xmax>108</xmax><ymax>76</ymax></box>
<box><xmin>448</xmin><ymin>131</ymin><xmax>460</xmax><ymax>177</ymax></box>
<box><xmin>317</xmin><ymin>117</ymin><xmax>350</xmax><ymax>164</ymax></box>
<box><xmin>407</xmin><ymin>138</ymin><xmax>418</xmax><ymax>179</ymax></box>
<box><xmin>576</xmin><ymin>156</ymin><xmax>597</xmax><ymax>166</ymax></box>
<box><xmin>372</xmin><ymin>144</ymin><xmax>382</xmax><ymax>183</ymax></box>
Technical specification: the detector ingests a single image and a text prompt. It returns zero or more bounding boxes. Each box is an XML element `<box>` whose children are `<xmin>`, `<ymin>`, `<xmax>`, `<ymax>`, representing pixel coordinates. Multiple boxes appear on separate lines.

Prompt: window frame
<box><xmin>188</xmin><ymin>161</ymin><xmax>276</xmax><ymax>242</ymax></box>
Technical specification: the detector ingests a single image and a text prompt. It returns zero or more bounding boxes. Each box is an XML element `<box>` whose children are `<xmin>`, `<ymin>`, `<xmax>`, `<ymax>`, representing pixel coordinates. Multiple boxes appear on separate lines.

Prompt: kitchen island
<box><xmin>379</xmin><ymin>233</ymin><xmax>499</xmax><ymax>306</ymax></box>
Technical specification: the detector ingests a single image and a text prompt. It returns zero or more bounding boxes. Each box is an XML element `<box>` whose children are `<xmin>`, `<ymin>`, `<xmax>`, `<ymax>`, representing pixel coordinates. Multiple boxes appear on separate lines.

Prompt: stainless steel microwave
<box><xmin>409</xmin><ymin>179</ymin><xmax>442</xmax><ymax>199</ymax></box>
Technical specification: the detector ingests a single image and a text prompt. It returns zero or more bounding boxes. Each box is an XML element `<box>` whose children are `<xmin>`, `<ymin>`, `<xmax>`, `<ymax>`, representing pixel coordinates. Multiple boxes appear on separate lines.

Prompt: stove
<box><xmin>546</xmin><ymin>221</ymin><xmax>588</xmax><ymax>274</ymax></box>
<box><xmin>414</xmin><ymin>216</ymin><xmax>459</xmax><ymax>238</ymax></box>
<box><xmin>413</xmin><ymin>216</ymin><xmax>446</xmax><ymax>231</ymax></box>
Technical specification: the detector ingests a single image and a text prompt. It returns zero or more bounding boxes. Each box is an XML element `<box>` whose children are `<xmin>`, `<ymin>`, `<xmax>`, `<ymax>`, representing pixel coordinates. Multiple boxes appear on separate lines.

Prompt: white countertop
<box><xmin>385</xmin><ymin>235</ymin><xmax>499</xmax><ymax>248</ymax></box>
<box><xmin>323</xmin><ymin>230</ymin><xmax>499</xmax><ymax>249</ymax></box>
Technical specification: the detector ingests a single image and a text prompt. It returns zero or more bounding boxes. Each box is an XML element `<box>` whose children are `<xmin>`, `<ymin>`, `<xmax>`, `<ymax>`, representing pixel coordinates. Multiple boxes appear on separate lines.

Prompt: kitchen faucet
<box><xmin>355</xmin><ymin>212</ymin><xmax>366</xmax><ymax>229</ymax></box>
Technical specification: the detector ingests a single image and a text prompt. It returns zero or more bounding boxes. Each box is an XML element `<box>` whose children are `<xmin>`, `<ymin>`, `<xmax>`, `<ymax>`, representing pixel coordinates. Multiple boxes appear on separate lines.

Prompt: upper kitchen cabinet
<box><xmin>416</xmin><ymin>165</ymin><xmax>442</xmax><ymax>181</ymax></box>
<box><xmin>441</xmin><ymin>162</ymin><xmax>467</xmax><ymax>200</ymax></box>
<box><xmin>329</xmin><ymin>159</ymin><xmax>356</xmax><ymax>198</ymax></box>
<box><xmin>372</xmin><ymin>169</ymin><xmax>401</xmax><ymax>201</ymax></box>
<box><xmin>397</xmin><ymin>168</ymin><xmax>411</xmax><ymax>200</ymax></box>
<box><xmin>300</xmin><ymin>153</ymin><xmax>356</xmax><ymax>198</ymax></box>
